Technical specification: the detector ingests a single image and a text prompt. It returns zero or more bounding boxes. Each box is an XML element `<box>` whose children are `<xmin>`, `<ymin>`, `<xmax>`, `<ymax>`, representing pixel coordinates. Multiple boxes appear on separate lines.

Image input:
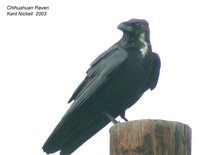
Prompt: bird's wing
<box><xmin>67</xmin><ymin>44</ymin><xmax>128</xmax><ymax>114</ymax></box>
<box><xmin>42</xmin><ymin>44</ymin><xmax>128</xmax><ymax>154</ymax></box>
<box><xmin>68</xmin><ymin>44</ymin><xmax>119</xmax><ymax>103</ymax></box>
<box><xmin>148</xmin><ymin>52</ymin><xmax>161</xmax><ymax>90</ymax></box>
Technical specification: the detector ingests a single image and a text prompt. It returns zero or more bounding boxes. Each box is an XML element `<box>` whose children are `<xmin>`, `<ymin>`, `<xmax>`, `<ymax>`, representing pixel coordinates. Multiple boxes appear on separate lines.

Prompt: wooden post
<box><xmin>110</xmin><ymin>119</ymin><xmax>191</xmax><ymax>155</ymax></box>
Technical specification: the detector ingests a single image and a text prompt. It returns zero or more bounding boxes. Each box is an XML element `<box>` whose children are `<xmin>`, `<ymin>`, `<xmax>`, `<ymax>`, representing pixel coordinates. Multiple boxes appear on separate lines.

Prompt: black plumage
<box><xmin>43</xmin><ymin>18</ymin><xmax>161</xmax><ymax>155</ymax></box>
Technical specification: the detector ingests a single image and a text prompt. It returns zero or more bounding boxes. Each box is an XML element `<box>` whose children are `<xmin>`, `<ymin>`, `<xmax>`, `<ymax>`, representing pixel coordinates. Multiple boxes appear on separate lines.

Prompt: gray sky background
<box><xmin>0</xmin><ymin>0</ymin><xmax>199</xmax><ymax>154</ymax></box>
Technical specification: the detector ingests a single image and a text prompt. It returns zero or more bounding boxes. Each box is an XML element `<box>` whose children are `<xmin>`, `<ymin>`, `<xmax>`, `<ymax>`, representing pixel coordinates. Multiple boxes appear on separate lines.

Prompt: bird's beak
<box><xmin>117</xmin><ymin>22</ymin><xmax>134</xmax><ymax>32</ymax></box>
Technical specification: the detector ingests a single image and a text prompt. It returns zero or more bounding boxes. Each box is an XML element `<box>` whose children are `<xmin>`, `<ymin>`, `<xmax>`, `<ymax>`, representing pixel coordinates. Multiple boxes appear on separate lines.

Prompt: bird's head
<box><xmin>117</xmin><ymin>18</ymin><xmax>149</xmax><ymax>36</ymax></box>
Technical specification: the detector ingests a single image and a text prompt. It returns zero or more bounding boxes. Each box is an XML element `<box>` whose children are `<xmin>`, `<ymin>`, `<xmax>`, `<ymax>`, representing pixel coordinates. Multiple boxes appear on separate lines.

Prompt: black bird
<box><xmin>43</xmin><ymin>18</ymin><xmax>161</xmax><ymax>155</ymax></box>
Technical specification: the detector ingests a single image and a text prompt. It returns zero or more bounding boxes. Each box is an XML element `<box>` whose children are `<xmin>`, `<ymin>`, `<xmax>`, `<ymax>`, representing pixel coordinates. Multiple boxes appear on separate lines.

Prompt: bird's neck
<box><xmin>119</xmin><ymin>33</ymin><xmax>152</xmax><ymax>57</ymax></box>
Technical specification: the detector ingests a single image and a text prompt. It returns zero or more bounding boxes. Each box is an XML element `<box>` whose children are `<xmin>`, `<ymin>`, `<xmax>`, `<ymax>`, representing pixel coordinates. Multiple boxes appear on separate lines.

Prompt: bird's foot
<box><xmin>120</xmin><ymin>115</ymin><xmax>128</xmax><ymax>122</ymax></box>
<box><xmin>120</xmin><ymin>111</ymin><xmax>129</xmax><ymax>122</ymax></box>
<box><xmin>103</xmin><ymin>112</ymin><xmax>119</xmax><ymax>124</ymax></box>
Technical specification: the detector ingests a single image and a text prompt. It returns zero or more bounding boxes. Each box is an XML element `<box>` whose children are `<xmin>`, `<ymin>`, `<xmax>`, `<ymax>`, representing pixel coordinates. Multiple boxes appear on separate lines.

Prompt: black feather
<box><xmin>42</xmin><ymin>18</ymin><xmax>161</xmax><ymax>155</ymax></box>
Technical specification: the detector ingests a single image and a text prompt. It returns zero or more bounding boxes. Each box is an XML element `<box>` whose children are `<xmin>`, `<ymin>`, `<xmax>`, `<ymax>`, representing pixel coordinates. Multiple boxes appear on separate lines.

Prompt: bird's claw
<box><xmin>103</xmin><ymin>112</ymin><xmax>119</xmax><ymax>124</ymax></box>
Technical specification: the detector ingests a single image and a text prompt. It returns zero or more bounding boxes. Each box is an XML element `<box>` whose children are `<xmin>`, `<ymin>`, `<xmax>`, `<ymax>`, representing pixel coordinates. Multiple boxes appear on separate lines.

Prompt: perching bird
<box><xmin>43</xmin><ymin>18</ymin><xmax>161</xmax><ymax>155</ymax></box>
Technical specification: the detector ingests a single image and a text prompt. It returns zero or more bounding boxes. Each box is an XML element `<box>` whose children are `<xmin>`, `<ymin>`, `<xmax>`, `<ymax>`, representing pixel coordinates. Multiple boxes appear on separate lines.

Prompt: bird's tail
<box><xmin>42</xmin><ymin>111</ymin><xmax>110</xmax><ymax>155</ymax></box>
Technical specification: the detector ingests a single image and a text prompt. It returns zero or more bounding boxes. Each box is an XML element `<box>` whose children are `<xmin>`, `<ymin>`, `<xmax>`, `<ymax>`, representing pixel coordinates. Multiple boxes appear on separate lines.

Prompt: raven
<box><xmin>43</xmin><ymin>18</ymin><xmax>161</xmax><ymax>155</ymax></box>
